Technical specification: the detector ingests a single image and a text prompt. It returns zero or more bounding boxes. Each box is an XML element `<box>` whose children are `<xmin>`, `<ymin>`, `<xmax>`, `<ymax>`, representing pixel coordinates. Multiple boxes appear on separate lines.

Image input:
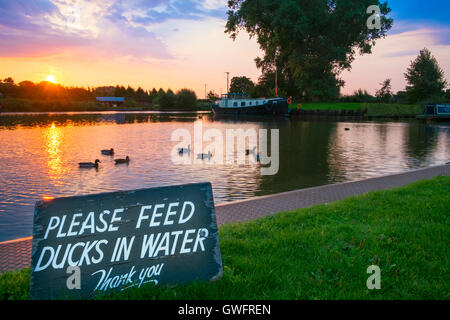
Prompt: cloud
<box><xmin>0</xmin><ymin>0</ymin><xmax>61</xmax><ymax>30</ymax></box>
<box><xmin>388</xmin><ymin>0</ymin><xmax>450</xmax><ymax>45</ymax></box>
<box><xmin>0</xmin><ymin>0</ymin><xmax>228</xmax><ymax>60</ymax></box>
<box><xmin>106</xmin><ymin>0</ymin><xmax>227</xmax><ymax>26</ymax></box>
<box><xmin>341</xmin><ymin>27</ymin><xmax>450</xmax><ymax>95</ymax></box>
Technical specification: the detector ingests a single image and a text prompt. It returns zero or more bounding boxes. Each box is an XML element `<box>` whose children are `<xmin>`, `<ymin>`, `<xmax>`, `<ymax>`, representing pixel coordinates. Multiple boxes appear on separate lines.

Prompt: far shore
<box><xmin>0</xmin><ymin>97</ymin><xmax>212</xmax><ymax>113</ymax></box>
<box><xmin>0</xmin><ymin>98</ymin><xmax>430</xmax><ymax>119</ymax></box>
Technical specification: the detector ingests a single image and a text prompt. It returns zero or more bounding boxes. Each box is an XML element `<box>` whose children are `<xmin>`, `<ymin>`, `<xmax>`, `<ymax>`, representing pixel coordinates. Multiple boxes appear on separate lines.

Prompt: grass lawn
<box><xmin>291</xmin><ymin>102</ymin><xmax>423</xmax><ymax>117</ymax></box>
<box><xmin>292</xmin><ymin>102</ymin><xmax>364</xmax><ymax>110</ymax></box>
<box><xmin>363</xmin><ymin>103</ymin><xmax>423</xmax><ymax>117</ymax></box>
<box><xmin>1</xmin><ymin>176</ymin><xmax>449</xmax><ymax>300</ymax></box>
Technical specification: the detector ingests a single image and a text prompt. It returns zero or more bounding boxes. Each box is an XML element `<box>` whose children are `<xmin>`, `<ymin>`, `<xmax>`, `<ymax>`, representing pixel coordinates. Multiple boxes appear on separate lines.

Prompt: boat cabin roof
<box><xmin>221</xmin><ymin>93</ymin><xmax>252</xmax><ymax>99</ymax></box>
<box><xmin>424</xmin><ymin>104</ymin><xmax>450</xmax><ymax>115</ymax></box>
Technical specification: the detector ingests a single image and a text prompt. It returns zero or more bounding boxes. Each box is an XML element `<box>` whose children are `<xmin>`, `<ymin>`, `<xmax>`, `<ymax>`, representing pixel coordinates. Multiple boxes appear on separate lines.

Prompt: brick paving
<box><xmin>1</xmin><ymin>164</ymin><xmax>449</xmax><ymax>274</ymax></box>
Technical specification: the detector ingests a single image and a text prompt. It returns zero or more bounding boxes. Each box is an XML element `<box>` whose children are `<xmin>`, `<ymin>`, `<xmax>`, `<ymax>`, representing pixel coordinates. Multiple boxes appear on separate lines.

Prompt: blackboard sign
<box><xmin>30</xmin><ymin>182</ymin><xmax>222</xmax><ymax>299</ymax></box>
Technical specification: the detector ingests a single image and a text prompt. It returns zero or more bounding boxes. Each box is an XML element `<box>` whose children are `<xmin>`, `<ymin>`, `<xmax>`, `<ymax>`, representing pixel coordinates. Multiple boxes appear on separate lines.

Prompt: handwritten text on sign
<box><xmin>30</xmin><ymin>182</ymin><xmax>222</xmax><ymax>299</ymax></box>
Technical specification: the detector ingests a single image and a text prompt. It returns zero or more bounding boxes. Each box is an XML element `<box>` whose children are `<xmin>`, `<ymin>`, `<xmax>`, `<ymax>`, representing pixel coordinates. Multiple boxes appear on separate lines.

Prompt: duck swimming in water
<box><xmin>246</xmin><ymin>146</ymin><xmax>256</xmax><ymax>155</ymax></box>
<box><xmin>79</xmin><ymin>159</ymin><xmax>100</xmax><ymax>168</ymax></box>
<box><xmin>114</xmin><ymin>156</ymin><xmax>130</xmax><ymax>164</ymax></box>
<box><xmin>101</xmin><ymin>148</ymin><xmax>114</xmax><ymax>155</ymax></box>
<box><xmin>197</xmin><ymin>151</ymin><xmax>212</xmax><ymax>160</ymax></box>
<box><xmin>178</xmin><ymin>144</ymin><xmax>191</xmax><ymax>155</ymax></box>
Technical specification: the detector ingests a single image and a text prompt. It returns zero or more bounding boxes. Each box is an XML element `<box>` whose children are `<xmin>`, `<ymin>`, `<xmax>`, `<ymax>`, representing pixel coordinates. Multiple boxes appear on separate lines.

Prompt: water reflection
<box><xmin>0</xmin><ymin>112</ymin><xmax>448</xmax><ymax>241</ymax></box>
<box><xmin>0</xmin><ymin>111</ymin><xmax>207</xmax><ymax>129</ymax></box>
<box><xmin>44</xmin><ymin>123</ymin><xmax>64</xmax><ymax>184</ymax></box>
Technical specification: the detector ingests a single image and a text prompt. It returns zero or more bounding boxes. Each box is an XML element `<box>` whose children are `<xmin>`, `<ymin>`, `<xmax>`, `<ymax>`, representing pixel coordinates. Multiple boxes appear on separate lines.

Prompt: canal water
<box><xmin>0</xmin><ymin>111</ymin><xmax>448</xmax><ymax>242</ymax></box>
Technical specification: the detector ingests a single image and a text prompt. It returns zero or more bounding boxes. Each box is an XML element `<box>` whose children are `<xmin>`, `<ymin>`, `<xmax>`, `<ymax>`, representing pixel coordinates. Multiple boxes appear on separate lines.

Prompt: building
<box><xmin>96</xmin><ymin>97</ymin><xmax>125</xmax><ymax>107</ymax></box>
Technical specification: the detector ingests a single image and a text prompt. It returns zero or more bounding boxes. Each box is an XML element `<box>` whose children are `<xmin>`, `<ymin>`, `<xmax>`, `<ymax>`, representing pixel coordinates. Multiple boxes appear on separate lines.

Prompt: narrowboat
<box><xmin>417</xmin><ymin>104</ymin><xmax>450</xmax><ymax>121</ymax></box>
<box><xmin>211</xmin><ymin>93</ymin><xmax>289</xmax><ymax>116</ymax></box>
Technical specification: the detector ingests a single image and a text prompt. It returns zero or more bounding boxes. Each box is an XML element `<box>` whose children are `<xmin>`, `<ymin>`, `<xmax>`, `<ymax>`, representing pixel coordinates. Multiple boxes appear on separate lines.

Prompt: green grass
<box><xmin>0</xmin><ymin>98</ymin><xmax>107</xmax><ymax>112</ymax></box>
<box><xmin>363</xmin><ymin>103</ymin><xmax>423</xmax><ymax>117</ymax></box>
<box><xmin>292</xmin><ymin>102</ymin><xmax>364</xmax><ymax>110</ymax></box>
<box><xmin>0</xmin><ymin>98</ymin><xmax>211</xmax><ymax>112</ymax></box>
<box><xmin>291</xmin><ymin>102</ymin><xmax>423</xmax><ymax>117</ymax></box>
<box><xmin>1</xmin><ymin>176</ymin><xmax>449</xmax><ymax>300</ymax></box>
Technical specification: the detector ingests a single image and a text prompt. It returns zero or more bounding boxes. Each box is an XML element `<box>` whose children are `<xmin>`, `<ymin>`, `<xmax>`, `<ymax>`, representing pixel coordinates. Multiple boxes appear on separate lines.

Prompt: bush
<box><xmin>155</xmin><ymin>90</ymin><xmax>176</xmax><ymax>110</ymax></box>
<box><xmin>340</xmin><ymin>89</ymin><xmax>376</xmax><ymax>103</ymax></box>
<box><xmin>175</xmin><ymin>89</ymin><xmax>197</xmax><ymax>109</ymax></box>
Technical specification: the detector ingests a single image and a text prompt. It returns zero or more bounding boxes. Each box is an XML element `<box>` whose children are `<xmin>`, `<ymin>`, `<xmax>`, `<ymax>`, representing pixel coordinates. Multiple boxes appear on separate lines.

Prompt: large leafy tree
<box><xmin>254</xmin><ymin>71</ymin><xmax>289</xmax><ymax>97</ymax></box>
<box><xmin>175</xmin><ymin>88</ymin><xmax>197</xmax><ymax>109</ymax></box>
<box><xmin>404</xmin><ymin>48</ymin><xmax>447</xmax><ymax>103</ymax></box>
<box><xmin>225</xmin><ymin>0</ymin><xmax>393</xmax><ymax>100</ymax></box>
<box><xmin>156</xmin><ymin>89</ymin><xmax>176</xmax><ymax>110</ymax></box>
<box><xmin>229</xmin><ymin>76</ymin><xmax>255</xmax><ymax>94</ymax></box>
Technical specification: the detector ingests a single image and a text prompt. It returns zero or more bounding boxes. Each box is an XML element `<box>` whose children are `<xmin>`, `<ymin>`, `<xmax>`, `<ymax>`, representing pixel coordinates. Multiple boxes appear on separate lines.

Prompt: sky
<box><xmin>0</xmin><ymin>0</ymin><xmax>449</xmax><ymax>97</ymax></box>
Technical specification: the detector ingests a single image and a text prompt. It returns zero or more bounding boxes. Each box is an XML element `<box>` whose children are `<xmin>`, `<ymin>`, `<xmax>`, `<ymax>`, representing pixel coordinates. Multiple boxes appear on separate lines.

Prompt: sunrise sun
<box><xmin>46</xmin><ymin>75</ymin><xmax>57</xmax><ymax>83</ymax></box>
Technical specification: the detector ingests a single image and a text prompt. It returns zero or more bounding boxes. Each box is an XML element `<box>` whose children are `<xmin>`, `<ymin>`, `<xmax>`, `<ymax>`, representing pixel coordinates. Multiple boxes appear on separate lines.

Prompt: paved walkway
<box><xmin>1</xmin><ymin>164</ymin><xmax>449</xmax><ymax>274</ymax></box>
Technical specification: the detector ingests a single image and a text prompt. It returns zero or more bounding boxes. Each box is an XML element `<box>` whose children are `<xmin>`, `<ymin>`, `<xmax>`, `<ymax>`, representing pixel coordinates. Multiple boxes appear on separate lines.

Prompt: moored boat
<box><xmin>416</xmin><ymin>104</ymin><xmax>450</xmax><ymax>121</ymax></box>
<box><xmin>211</xmin><ymin>93</ymin><xmax>289</xmax><ymax>116</ymax></box>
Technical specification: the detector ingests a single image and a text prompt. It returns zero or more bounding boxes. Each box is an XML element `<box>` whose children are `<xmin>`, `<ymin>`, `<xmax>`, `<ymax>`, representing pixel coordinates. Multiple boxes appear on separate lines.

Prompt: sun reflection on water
<box><xmin>43</xmin><ymin>122</ymin><xmax>64</xmax><ymax>184</ymax></box>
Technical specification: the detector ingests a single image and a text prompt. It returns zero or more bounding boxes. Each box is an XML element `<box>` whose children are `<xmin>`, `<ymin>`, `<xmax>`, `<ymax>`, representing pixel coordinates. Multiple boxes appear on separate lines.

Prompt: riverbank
<box><xmin>1</xmin><ymin>173</ymin><xmax>448</xmax><ymax>299</ymax></box>
<box><xmin>290</xmin><ymin>102</ymin><xmax>424</xmax><ymax>118</ymax></box>
<box><xmin>0</xmin><ymin>98</ymin><xmax>211</xmax><ymax>112</ymax></box>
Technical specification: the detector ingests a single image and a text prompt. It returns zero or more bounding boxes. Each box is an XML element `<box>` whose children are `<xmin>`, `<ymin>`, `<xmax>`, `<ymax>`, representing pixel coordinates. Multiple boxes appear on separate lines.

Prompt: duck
<box><xmin>178</xmin><ymin>144</ymin><xmax>191</xmax><ymax>155</ymax></box>
<box><xmin>246</xmin><ymin>146</ymin><xmax>257</xmax><ymax>155</ymax></box>
<box><xmin>114</xmin><ymin>156</ymin><xmax>130</xmax><ymax>164</ymax></box>
<box><xmin>197</xmin><ymin>151</ymin><xmax>212</xmax><ymax>160</ymax></box>
<box><xmin>101</xmin><ymin>148</ymin><xmax>114</xmax><ymax>155</ymax></box>
<box><xmin>79</xmin><ymin>159</ymin><xmax>100</xmax><ymax>168</ymax></box>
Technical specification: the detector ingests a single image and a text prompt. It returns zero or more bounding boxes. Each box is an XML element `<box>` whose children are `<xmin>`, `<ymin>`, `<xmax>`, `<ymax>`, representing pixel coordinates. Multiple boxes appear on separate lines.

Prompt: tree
<box><xmin>225</xmin><ymin>0</ymin><xmax>393</xmax><ymax>101</ymax></box>
<box><xmin>252</xmin><ymin>70</ymin><xmax>290</xmax><ymax>98</ymax></box>
<box><xmin>136</xmin><ymin>87</ymin><xmax>147</xmax><ymax>100</ymax></box>
<box><xmin>176</xmin><ymin>89</ymin><xmax>197</xmax><ymax>109</ymax></box>
<box><xmin>405</xmin><ymin>48</ymin><xmax>447</xmax><ymax>103</ymax></box>
<box><xmin>392</xmin><ymin>90</ymin><xmax>408</xmax><ymax>104</ymax></box>
<box><xmin>229</xmin><ymin>76</ymin><xmax>255</xmax><ymax>95</ymax></box>
<box><xmin>156</xmin><ymin>89</ymin><xmax>176</xmax><ymax>109</ymax></box>
<box><xmin>114</xmin><ymin>85</ymin><xmax>126</xmax><ymax>97</ymax></box>
<box><xmin>341</xmin><ymin>89</ymin><xmax>375</xmax><ymax>103</ymax></box>
<box><xmin>149</xmin><ymin>88</ymin><xmax>158</xmax><ymax>102</ymax></box>
<box><xmin>3</xmin><ymin>77</ymin><xmax>14</xmax><ymax>85</ymax></box>
<box><xmin>207</xmin><ymin>90</ymin><xmax>219</xmax><ymax>101</ymax></box>
<box><xmin>125</xmin><ymin>85</ymin><xmax>135</xmax><ymax>98</ymax></box>
<box><xmin>375</xmin><ymin>79</ymin><xmax>393</xmax><ymax>102</ymax></box>
<box><xmin>95</xmin><ymin>86</ymin><xmax>115</xmax><ymax>96</ymax></box>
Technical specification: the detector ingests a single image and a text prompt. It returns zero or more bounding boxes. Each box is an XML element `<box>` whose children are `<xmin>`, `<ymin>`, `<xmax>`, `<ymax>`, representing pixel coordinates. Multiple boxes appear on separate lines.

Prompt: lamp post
<box><xmin>275</xmin><ymin>66</ymin><xmax>278</xmax><ymax>97</ymax></box>
<box><xmin>225</xmin><ymin>72</ymin><xmax>230</xmax><ymax>94</ymax></box>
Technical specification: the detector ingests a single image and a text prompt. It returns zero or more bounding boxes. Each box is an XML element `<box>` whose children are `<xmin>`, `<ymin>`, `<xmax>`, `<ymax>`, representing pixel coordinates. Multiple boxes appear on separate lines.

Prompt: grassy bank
<box><xmin>292</xmin><ymin>102</ymin><xmax>423</xmax><ymax>117</ymax></box>
<box><xmin>363</xmin><ymin>103</ymin><xmax>423</xmax><ymax>117</ymax></box>
<box><xmin>1</xmin><ymin>176</ymin><xmax>449</xmax><ymax>300</ymax></box>
<box><xmin>0</xmin><ymin>98</ymin><xmax>211</xmax><ymax>112</ymax></box>
<box><xmin>0</xmin><ymin>98</ymin><xmax>106</xmax><ymax>112</ymax></box>
<box><xmin>293</xmin><ymin>102</ymin><xmax>364</xmax><ymax>110</ymax></box>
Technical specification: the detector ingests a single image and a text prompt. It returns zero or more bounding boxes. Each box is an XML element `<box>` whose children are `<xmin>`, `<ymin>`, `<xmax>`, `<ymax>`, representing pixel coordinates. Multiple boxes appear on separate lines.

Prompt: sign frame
<box><xmin>29</xmin><ymin>182</ymin><xmax>222</xmax><ymax>299</ymax></box>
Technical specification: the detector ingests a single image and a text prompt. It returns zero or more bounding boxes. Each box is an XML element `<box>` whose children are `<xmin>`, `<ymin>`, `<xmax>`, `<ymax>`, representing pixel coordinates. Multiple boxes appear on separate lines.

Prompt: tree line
<box><xmin>0</xmin><ymin>79</ymin><xmax>199</xmax><ymax>110</ymax></box>
<box><xmin>224</xmin><ymin>0</ymin><xmax>449</xmax><ymax>104</ymax></box>
<box><xmin>226</xmin><ymin>48</ymin><xmax>449</xmax><ymax>104</ymax></box>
